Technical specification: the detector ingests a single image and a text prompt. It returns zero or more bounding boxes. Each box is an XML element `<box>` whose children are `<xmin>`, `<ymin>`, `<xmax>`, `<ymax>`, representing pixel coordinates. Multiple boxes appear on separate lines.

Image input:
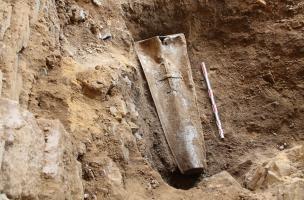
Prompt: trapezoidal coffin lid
<box><xmin>135</xmin><ymin>33</ymin><xmax>206</xmax><ymax>175</ymax></box>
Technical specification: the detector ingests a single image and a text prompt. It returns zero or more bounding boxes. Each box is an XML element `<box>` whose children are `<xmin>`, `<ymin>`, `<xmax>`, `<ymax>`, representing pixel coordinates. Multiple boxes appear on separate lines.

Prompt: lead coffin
<box><xmin>135</xmin><ymin>34</ymin><xmax>206</xmax><ymax>174</ymax></box>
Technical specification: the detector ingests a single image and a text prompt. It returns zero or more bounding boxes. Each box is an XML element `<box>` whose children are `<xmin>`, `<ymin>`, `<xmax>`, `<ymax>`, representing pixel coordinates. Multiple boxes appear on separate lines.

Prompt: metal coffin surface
<box><xmin>135</xmin><ymin>34</ymin><xmax>206</xmax><ymax>174</ymax></box>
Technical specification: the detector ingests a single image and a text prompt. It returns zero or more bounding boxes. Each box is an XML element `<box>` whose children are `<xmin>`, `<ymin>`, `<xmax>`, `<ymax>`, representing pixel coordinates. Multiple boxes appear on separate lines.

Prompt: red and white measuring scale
<box><xmin>201</xmin><ymin>62</ymin><xmax>225</xmax><ymax>139</ymax></box>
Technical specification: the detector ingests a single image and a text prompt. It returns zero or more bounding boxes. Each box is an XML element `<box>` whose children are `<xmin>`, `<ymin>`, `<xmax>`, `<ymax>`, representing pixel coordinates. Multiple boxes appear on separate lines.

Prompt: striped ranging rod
<box><xmin>201</xmin><ymin>62</ymin><xmax>225</xmax><ymax>139</ymax></box>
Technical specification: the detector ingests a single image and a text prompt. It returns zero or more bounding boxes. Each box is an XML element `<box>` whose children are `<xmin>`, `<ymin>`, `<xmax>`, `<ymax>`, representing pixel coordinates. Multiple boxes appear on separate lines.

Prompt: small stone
<box><xmin>278</xmin><ymin>145</ymin><xmax>285</xmax><ymax>151</ymax></box>
<box><xmin>150</xmin><ymin>179</ymin><xmax>159</xmax><ymax>189</ymax></box>
<box><xmin>126</xmin><ymin>101</ymin><xmax>139</xmax><ymax>121</ymax></box>
<box><xmin>77</xmin><ymin>142</ymin><xmax>87</xmax><ymax>156</ymax></box>
<box><xmin>40</xmin><ymin>67</ymin><xmax>48</xmax><ymax>76</ymax></box>
<box><xmin>83</xmin><ymin>166</ymin><xmax>95</xmax><ymax>181</ymax></box>
<box><xmin>84</xmin><ymin>194</ymin><xmax>89</xmax><ymax>199</ymax></box>
<box><xmin>99</xmin><ymin>32</ymin><xmax>112</xmax><ymax>41</ymax></box>
<box><xmin>262</xmin><ymin>72</ymin><xmax>275</xmax><ymax>84</ymax></box>
<box><xmin>270</xmin><ymin>101</ymin><xmax>279</xmax><ymax>107</ymax></box>
<box><xmin>118</xmin><ymin>100</ymin><xmax>128</xmax><ymax>117</ymax></box>
<box><xmin>256</xmin><ymin>0</ymin><xmax>266</xmax><ymax>6</ymax></box>
<box><xmin>79</xmin><ymin>10</ymin><xmax>86</xmax><ymax>21</ymax></box>
<box><xmin>92</xmin><ymin>0</ymin><xmax>102</xmax><ymax>6</ymax></box>
<box><xmin>46</xmin><ymin>54</ymin><xmax>62</xmax><ymax>69</ymax></box>
<box><xmin>71</xmin><ymin>6</ymin><xmax>87</xmax><ymax>23</ymax></box>
<box><xmin>109</xmin><ymin>106</ymin><xmax>117</xmax><ymax>116</ymax></box>
<box><xmin>100</xmin><ymin>157</ymin><xmax>123</xmax><ymax>186</ymax></box>
<box><xmin>59</xmin><ymin>33</ymin><xmax>65</xmax><ymax>41</ymax></box>
<box><xmin>95</xmin><ymin>65</ymin><xmax>102</xmax><ymax>70</ymax></box>
<box><xmin>134</xmin><ymin>132</ymin><xmax>143</xmax><ymax>140</ymax></box>
<box><xmin>146</xmin><ymin>183</ymin><xmax>152</xmax><ymax>190</ymax></box>
<box><xmin>5</xmin><ymin>130</ymin><xmax>14</xmax><ymax>145</ymax></box>
<box><xmin>128</xmin><ymin>121</ymin><xmax>139</xmax><ymax>134</ymax></box>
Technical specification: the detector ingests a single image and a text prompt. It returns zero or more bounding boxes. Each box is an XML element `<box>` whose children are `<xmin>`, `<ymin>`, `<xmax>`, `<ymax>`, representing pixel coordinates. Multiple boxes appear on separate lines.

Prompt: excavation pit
<box><xmin>122</xmin><ymin>0</ymin><xmax>304</xmax><ymax>190</ymax></box>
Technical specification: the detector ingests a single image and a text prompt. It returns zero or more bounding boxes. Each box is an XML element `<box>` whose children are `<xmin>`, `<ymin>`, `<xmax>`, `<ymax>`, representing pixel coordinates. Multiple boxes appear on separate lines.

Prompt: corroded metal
<box><xmin>135</xmin><ymin>34</ymin><xmax>206</xmax><ymax>174</ymax></box>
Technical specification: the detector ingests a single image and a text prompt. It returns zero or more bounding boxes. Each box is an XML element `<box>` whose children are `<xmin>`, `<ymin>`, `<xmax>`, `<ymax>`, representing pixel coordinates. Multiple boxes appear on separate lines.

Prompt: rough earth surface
<box><xmin>0</xmin><ymin>0</ymin><xmax>303</xmax><ymax>199</ymax></box>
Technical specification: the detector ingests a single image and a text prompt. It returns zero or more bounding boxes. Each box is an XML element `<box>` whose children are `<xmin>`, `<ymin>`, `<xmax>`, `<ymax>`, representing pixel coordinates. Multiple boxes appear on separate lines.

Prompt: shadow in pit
<box><xmin>166</xmin><ymin>170</ymin><xmax>202</xmax><ymax>190</ymax></box>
